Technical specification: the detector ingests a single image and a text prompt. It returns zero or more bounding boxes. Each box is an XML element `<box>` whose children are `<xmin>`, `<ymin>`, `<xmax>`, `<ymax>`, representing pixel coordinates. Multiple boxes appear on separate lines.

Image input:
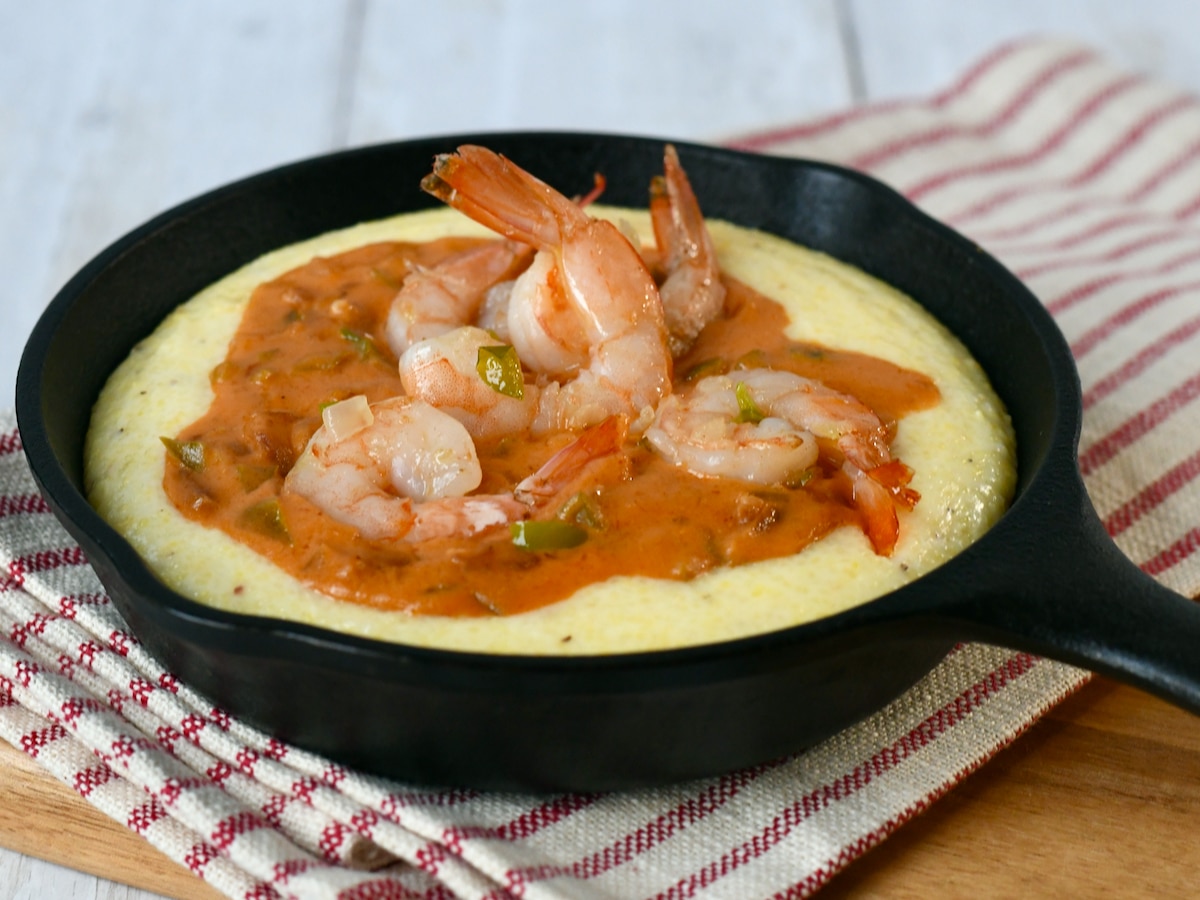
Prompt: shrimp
<box><xmin>644</xmin><ymin>373</ymin><xmax>820</xmax><ymax>485</ymax></box>
<box><xmin>398</xmin><ymin>325</ymin><xmax>548</xmax><ymax>439</ymax></box>
<box><xmin>283</xmin><ymin>395</ymin><xmax>519</xmax><ymax>542</ymax></box>
<box><xmin>451</xmin><ymin>175</ymin><xmax>607</xmax><ymax>348</ymax></box>
<box><xmin>650</xmin><ymin>144</ymin><xmax>726</xmax><ymax>356</ymax></box>
<box><xmin>421</xmin><ymin>145</ymin><xmax>672</xmax><ymax>433</ymax></box>
<box><xmin>385</xmin><ymin>239</ymin><xmax>532</xmax><ymax>357</ymax></box>
<box><xmin>645</xmin><ymin>368</ymin><xmax>919</xmax><ymax>555</ymax></box>
<box><xmin>284</xmin><ymin>395</ymin><xmax>625</xmax><ymax>543</ymax></box>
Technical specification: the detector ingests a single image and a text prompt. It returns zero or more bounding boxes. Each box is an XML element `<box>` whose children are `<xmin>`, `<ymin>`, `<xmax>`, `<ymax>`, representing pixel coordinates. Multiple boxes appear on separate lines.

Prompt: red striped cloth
<box><xmin>1</xmin><ymin>37</ymin><xmax>1197</xmax><ymax>899</ymax></box>
<box><xmin>735</xmin><ymin>38</ymin><xmax>1200</xmax><ymax>594</ymax></box>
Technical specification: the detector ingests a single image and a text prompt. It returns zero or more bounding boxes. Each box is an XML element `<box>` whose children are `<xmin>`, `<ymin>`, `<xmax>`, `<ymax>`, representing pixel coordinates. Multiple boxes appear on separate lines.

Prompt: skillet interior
<box><xmin>16</xmin><ymin>133</ymin><xmax>1076</xmax><ymax>790</ymax></box>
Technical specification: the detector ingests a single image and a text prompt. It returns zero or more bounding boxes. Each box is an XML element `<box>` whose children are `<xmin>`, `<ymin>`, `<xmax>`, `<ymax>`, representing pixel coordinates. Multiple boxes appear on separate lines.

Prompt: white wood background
<box><xmin>2</xmin><ymin>1</ymin><xmax>1198</xmax><ymax>896</ymax></box>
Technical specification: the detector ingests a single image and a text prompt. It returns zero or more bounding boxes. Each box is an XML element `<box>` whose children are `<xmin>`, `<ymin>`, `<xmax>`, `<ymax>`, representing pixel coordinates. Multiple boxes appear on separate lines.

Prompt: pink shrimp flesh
<box><xmin>421</xmin><ymin>145</ymin><xmax>673</xmax><ymax>433</ymax></box>
<box><xmin>650</xmin><ymin>144</ymin><xmax>726</xmax><ymax>356</ymax></box>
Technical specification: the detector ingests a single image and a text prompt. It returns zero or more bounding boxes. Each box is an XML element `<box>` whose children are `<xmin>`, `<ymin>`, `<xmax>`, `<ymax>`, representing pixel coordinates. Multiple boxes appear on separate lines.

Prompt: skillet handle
<box><xmin>938</xmin><ymin>474</ymin><xmax>1200</xmax><ymax>714</ymax></box>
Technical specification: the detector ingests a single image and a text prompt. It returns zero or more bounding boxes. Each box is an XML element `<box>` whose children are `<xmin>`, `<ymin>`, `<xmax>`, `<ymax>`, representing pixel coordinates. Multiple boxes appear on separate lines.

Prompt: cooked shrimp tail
<box><xmin>421</xmin><ymin>150</ymin><xmax>559</xmax><ymax>243</ymax></box>
<box><xmin>869</xmin><ymin>459</ymin><xmax>921</xmax><ymax>509</ymax></box>
<box><xmin>516</xmin><ymin>415</ymin><xmax>627</xmax><ymax>503</ymax></box>
<box><xmin>575</xmin><ymin>173</ymin><xmax>606</xmax><ymax>208</ymax></box>
<box><xmin>650</xmin><ymin>144</ymin><xmax>726</xmax><ymax>356</ymax></box>
<box><xmin>846</xmin><ymin>460</ymin><xmax>919</xmax><ymax>556</ymax></box>
<box><xmin>423</xmin><ymin>145</ymin><xmax>672</xmax><ymax>433</ymax></box>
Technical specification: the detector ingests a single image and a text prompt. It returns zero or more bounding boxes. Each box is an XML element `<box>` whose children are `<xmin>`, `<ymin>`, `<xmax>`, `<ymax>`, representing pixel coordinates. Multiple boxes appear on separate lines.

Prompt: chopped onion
<box><xmin>322</xmin><ymin>395</ymin><xmax>373</xmax><ymax>442</ymax></box>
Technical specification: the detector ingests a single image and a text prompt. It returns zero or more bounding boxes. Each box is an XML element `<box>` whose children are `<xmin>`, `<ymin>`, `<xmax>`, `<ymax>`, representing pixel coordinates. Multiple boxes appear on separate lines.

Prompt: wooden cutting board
<box><xmin>0</xmin><ymin>737</ymin><xmax>224</xmax><ymax>899</ymax></box>
<box><xmin>2</xmin><ymin>676</ymin><xmax>1199</xmax><ymax>899</ymax></box>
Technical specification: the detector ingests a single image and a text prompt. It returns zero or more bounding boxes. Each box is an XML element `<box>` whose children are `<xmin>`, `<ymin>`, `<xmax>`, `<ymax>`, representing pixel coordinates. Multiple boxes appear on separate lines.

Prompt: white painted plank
<box><xmin>0</xmin><ymin>2</ymin><xmax>353</xmax><ymax>896</ymax></box>
<box><xmin>0</xmin><ymin>0</ymin><xmax>351</xmax><ymax>397</ymax></box>
<box><xmin>0</xmin><ymin>848</ymin><xmax>168</xmax><ymax>899</ymax></box>
<box><xmin>348</xmin><ymin>0</ymin><xmax>853</xmax><ymax>143</ymax></box>
<box><xmin>851</xmin><ymin>0</ymin><xmax>1200</xmax><ymax>100</ymax></box>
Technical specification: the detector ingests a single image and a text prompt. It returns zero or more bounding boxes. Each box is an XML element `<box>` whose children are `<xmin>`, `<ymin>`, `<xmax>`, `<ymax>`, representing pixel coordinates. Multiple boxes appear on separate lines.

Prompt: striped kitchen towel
<box><xmin>1</xmin><ymin>36</ymin><xmax>1197</xmax><ymax>900</ymax></box>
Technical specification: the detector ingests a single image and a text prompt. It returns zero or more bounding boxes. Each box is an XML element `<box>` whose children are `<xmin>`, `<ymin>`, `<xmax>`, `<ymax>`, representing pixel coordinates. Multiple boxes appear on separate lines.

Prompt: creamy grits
<box><xmin>85</xmin><ymin>206</ymin><xmax>1015</xmax><ymax>654</ymax></box>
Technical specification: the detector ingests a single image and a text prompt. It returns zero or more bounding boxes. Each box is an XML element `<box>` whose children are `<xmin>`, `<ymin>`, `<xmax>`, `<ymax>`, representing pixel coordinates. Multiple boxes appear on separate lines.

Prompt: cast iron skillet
<box><xmin>16</xmin><ymin>133</ymin><xmax>1200</xmax><ymax>791</ymax></box>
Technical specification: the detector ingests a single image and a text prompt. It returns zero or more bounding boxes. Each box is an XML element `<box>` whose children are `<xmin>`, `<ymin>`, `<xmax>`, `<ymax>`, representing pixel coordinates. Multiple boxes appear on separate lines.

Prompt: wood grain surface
<box><xmin>0</xmin><ymin>738</ymin><xmax>223</xmax><ymax>900</ymax></box>
<box><xmin>1</xmin><ymin>675</ymin><xmax>1197</xmax><ymax>898</ymax></box>
<box><xmin>824</xmin><ymin>677</ymin><xmax>1200</xmax><ymax>898</ymax></box>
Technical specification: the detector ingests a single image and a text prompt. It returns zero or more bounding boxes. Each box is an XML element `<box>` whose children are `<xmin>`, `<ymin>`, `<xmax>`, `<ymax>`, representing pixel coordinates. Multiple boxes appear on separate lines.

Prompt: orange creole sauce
<box><xmin>163</xmin><ymin>238</ymin><xmax>940</xmax><ymax>617</ymax></box>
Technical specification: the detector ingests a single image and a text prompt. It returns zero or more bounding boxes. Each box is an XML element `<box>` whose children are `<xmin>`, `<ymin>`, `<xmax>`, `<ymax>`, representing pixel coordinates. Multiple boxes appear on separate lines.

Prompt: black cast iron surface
<box><xmin>16</xmin><ymin>133</ymin><xmax>1200</xmax><ymax>790</ymax></box>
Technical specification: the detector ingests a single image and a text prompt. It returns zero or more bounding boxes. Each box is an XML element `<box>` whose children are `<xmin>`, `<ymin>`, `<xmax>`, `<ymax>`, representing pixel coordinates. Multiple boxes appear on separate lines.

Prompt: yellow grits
<box><xmin>84</xmin><ymin>206</ymin><xmax>1015</xmax><ymax>655</ymax></box>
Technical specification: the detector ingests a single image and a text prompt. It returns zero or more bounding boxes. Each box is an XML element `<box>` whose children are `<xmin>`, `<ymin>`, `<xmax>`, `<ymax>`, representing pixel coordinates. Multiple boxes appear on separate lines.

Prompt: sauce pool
<box><xmin>163</xmin><ymin>238</ymin><xmax>939</xmax><ymax>617</ymax></box>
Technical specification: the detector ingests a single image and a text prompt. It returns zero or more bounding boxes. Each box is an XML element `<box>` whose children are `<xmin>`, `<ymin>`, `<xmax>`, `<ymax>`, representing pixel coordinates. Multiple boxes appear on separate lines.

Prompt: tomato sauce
<box><xmin>163</xmin><ymin>239</ymin><xmax>940</xmax><ymax>617</ymax></box>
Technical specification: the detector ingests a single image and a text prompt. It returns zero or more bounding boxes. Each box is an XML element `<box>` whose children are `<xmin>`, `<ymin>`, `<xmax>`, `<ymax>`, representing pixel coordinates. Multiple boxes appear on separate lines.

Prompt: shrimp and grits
<box><xmin>84</xmin><ymin>145</ymin><xmax>1015</xmax><ymax>655</ymax></box>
